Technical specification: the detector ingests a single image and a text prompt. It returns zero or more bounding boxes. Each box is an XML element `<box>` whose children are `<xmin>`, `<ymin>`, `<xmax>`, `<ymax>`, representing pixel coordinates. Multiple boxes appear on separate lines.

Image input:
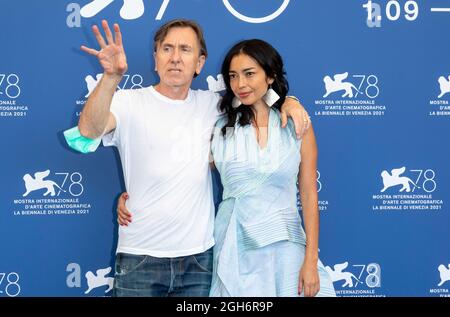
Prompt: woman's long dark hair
<box><xmin>220</xmin><ymin>39</ymin><xmax>289</xmax><ymax>136</ymax></box>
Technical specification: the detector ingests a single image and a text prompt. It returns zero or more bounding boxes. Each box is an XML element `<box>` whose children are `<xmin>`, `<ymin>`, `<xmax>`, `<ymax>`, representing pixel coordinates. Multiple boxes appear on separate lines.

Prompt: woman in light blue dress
<box><xmin>209</xmin><ymin>39</ymin><xmax>335</xmax><ymax>297</ymax></box>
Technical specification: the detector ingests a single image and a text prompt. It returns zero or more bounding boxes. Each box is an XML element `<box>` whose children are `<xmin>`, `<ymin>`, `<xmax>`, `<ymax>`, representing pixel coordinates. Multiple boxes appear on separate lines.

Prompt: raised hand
<box><xmin>81</xmin><ymin>20</ymin><xmax>128</xmax><ymax>79</ymax></box>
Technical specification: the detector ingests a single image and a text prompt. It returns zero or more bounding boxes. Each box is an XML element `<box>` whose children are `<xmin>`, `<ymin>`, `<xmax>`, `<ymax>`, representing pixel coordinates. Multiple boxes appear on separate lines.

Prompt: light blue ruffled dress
<box><xmin>210</xmin><ymin>108</ymin><xmax>336</xmax><ymax>297</ymax></box>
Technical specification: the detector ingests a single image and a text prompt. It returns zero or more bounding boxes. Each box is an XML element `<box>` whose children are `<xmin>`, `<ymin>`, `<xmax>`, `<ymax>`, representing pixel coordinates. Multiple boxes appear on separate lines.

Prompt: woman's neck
<box><xmin>251</xmin><ymin>100</ymin><xmax>270</xmax><ymax>126</ymax></box>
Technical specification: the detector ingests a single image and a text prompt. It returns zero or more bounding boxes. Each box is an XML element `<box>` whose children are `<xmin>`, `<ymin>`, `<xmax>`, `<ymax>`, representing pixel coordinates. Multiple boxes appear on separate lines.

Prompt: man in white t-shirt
<box><xmin>76</xmin><ymin>19</ymin><xmax>309</xmax><ymax>296</ymax></box>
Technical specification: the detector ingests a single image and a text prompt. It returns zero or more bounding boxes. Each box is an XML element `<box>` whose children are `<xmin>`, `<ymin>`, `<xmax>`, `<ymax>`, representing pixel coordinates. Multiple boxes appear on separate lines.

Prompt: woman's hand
<box><xmin>298</xmin><ymin>261</ymin><xmax>320</xmax><ymax>297</ymax></box>
<box><xmin>117</xmin><ymin>192</ymin><xmax>132</xmax><ymax>226</ymax></box>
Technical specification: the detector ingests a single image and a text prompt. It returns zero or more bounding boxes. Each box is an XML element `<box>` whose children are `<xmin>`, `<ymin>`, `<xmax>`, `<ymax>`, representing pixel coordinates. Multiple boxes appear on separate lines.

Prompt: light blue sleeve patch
<box><xmin>63</xmin><ymin>126</ymin><xmax>101</xmax><ymax>154</ymax></box>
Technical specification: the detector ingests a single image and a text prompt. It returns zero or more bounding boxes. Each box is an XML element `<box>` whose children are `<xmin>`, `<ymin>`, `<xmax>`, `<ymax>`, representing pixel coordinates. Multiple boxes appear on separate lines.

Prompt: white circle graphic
<box><xmin>223</xmin><ymin>0</ymin><xmax>290</xmax><ymax>23</ymax></box>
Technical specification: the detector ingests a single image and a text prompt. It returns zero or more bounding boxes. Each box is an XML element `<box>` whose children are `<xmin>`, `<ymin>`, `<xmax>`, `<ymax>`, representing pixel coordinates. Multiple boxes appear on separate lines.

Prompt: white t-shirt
<box><xmin>103</xmin><ymin>86</ymin><xmax>221</xmax><ymax>257</ymax></box>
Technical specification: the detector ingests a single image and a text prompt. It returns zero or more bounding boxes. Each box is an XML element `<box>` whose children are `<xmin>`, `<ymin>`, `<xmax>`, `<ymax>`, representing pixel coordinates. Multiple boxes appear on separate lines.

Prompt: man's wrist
<box><xmin>103</xmin><ymin>73</ymin><xmax>123</xmax><ymax>87</ymax></box>
<box><xmin>286</xmin><ymin>95</ymin><xmax>300</xmax><ymax>103</ymax></box>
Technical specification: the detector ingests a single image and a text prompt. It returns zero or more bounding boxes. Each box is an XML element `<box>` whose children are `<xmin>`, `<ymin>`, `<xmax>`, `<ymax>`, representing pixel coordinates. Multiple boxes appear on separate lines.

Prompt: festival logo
<box><xmin>429</xmin><ymin>75</ymin><xmax>450</xmax><ymax>117</ymax></box>
<box><xmin>325</xmin><ymin>261</ymin><xmax>385</xmax><ymax>297</ymax></box>
<box><xmin>66</xmin><ymin>0</ymin><xmax>290</xmax><ymax>26</ymax></box>
<box><xmin>0</xmin><ymin>73</ymin><xmax>28</xmax><ymax>119</ymax></box>
<box><xmin>12</xmin><ymin>169</ymin><xmax>92</xmax><ymax>217</ymax></box>
<box><xmin>372</xmin><ymin>166</ymin><xmax>444</xmax><ymax>212</ymax></box>
<box><xmin>314</xmin><ymin>71</ymin><xmax>386</xmax><ymax>118</ymax></box>
<box><xmin>206</xmin><ymin>74</ymin><xmax>225</xmax><ymax>92</ymax></box>
<box><xmin>429</xmin><ymin>263</ymin><xmax>450</xmax><ymax>297</ymax></box>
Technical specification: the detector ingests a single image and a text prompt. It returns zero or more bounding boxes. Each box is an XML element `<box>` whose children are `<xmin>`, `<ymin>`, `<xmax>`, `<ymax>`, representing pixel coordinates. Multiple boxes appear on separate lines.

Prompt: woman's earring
<box><xmin>263</xmin><ymin>85</ymin><xmax>280</xmax><ymax>107</ymax></box>
<box><xmin>232</xmin><ymin>97</ymin><xmax>241</xmax><ymax>109</ymax></box>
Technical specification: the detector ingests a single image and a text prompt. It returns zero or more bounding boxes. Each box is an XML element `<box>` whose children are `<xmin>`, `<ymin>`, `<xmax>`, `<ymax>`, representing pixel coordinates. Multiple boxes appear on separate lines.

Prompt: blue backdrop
<box><xmin>0</xmin><ymin>0</ymin><xmax>449</xmax><ymax>297</ymax></box>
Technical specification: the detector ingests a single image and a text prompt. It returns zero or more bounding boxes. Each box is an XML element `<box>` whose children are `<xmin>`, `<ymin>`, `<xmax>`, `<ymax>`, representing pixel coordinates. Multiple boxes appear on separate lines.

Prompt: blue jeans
<box><xmin>112</xmin><ymin>247</ymin><xmax>213</xmax><ymax>297</ymax></box>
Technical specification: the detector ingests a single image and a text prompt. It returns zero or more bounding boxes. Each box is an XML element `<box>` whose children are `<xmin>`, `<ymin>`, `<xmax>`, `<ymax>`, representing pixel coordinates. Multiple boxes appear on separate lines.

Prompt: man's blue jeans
<box><xmin>112</xmin><ymin>247</ymin><xmax>213</xmax><ymax>297</ymax></box>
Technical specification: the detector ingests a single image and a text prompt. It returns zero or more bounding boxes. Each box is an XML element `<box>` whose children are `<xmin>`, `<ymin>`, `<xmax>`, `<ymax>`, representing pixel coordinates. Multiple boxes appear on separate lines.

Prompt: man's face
<box><xmin>154</xmin><ymin>27</ymin><xmax>205</xmax><ymax>91</ymax></box>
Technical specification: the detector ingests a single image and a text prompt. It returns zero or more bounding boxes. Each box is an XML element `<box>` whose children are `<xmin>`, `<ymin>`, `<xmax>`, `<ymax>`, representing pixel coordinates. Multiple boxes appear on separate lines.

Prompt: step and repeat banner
<box><xmin>0</xmin><ymin>0</ymin><xmax>449</xmax><ymax>297</ymax></box>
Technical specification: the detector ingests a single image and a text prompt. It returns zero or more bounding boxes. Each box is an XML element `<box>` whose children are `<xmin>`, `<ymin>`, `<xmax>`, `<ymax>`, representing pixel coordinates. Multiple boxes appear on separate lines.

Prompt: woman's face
<box><xmin>228</xmin><ymin>53</ymin><xmax>273</xmax><ymax>106</ymax></box>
